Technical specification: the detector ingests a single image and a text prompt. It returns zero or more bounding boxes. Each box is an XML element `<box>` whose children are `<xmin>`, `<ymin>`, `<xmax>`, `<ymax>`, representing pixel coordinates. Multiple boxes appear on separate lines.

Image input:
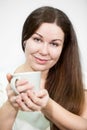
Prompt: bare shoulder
<box><xmin>81</xmin><ymin>90</ymin><xmax>87</xmax><ymax>119</ymax></box>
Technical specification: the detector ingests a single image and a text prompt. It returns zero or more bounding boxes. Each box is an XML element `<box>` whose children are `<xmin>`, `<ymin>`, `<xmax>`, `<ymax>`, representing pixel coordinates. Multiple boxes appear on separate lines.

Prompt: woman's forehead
<box><xmin>35</xmin><ymin>23</ymin><xmax>64</xmax><ymax>41</ymax></box>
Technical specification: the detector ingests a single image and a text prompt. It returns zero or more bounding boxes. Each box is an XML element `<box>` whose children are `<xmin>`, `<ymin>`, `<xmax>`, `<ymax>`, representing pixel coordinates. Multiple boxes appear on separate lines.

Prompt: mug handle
<box><xmin>10</xmin><ymin>76</ymin><xmax>20</xmax><ymax>94</ymax></box>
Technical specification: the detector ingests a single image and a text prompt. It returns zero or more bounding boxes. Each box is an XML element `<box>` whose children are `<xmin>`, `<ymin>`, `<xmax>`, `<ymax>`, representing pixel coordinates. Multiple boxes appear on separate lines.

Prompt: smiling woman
<box><xmin>0</xmin><ymin>6</ymin><xmax>87</xmax><ymax>130</ymax></box>
<box><xmin>24</xmin><ymin>23</ymin><xmax>64</xmax><ymax>71</ymax></box>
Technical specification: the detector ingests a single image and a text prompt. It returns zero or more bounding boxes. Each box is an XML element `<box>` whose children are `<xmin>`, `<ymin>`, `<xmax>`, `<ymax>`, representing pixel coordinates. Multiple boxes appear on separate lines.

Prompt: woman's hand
<box><xmin>6</xmin><ymin>74</ymin><xmax>35</xmax><ymax>110</ymax></box>
<box><xmin>15</xmin><ymin>89</ymin><xmax>49</xmax><ymax>112</ymax></box>
<box><xmin>6</xmin><ymin>73</ymin><xmax>19</xmax><ymax>109</ymax></box>
<box><xmin>6</xmin><ymin>74</ymin><xmax>49</xmax><ymax>112</ymax></box>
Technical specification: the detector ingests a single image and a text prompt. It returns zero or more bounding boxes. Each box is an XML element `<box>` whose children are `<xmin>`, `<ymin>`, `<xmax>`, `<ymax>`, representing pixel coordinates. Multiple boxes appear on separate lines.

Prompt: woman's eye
<box><xmin>33</xmin><ymin>37</ymin><xmax>42</xmax><ymax>42</ymax></box>
<box><xmin>50</xmin><ymin>42</ymin><xmax>59</xmax><ymax>47</ymax></box>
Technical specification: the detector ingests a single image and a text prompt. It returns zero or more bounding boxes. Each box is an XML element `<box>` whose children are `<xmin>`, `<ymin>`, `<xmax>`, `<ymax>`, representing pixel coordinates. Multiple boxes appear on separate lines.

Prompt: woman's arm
<box><xmin>0</xmin><ymin>100</ymin><xmax>18</xmax><ymax>130</ymax></box>
<box><xmin>42</xmin><ymin>91</ymin><xmax>87</xmax><ymax>130</ymax></box>
<box><xmin>0</xmin><ymin>74</ymin><xmax>18</xmax><ymax>130</ymax></box>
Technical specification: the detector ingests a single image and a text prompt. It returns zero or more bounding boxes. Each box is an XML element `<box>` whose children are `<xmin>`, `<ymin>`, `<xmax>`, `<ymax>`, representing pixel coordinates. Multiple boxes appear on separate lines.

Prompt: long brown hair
<box><xmin>21</xmin><ymin>6</ymin><xmax>84</xmax><ymax>130</ymax></box>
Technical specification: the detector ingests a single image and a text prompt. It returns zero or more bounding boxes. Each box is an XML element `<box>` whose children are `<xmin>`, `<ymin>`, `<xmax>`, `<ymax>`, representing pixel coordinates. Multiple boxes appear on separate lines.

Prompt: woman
<box><xmin>0</xmin><ymin>6</ymin><xmax>87</xmax><ymax>130</ymax></box>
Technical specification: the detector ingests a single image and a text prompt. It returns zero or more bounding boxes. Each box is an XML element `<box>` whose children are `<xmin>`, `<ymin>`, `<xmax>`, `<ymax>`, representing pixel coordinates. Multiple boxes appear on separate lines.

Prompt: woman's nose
<box><xmin>40</xmin><ymin>42</ymin><xmax>48</xmax><ymax>55</ymax></box>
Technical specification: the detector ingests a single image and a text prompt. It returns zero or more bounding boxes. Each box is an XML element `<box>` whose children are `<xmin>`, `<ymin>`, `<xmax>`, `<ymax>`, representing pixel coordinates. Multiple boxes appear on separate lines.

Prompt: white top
<box><xmin>0</xmin><ymin>72</ymin><xmax>50</xmax><ymax>130</ymax></box>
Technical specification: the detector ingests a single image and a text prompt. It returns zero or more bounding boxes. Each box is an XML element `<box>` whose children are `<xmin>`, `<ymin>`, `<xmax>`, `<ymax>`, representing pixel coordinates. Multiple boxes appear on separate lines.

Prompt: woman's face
<box><xmin>24</xmin><ymin>23</ymin><xmax>64</xmax><ymax>72</ymax></box>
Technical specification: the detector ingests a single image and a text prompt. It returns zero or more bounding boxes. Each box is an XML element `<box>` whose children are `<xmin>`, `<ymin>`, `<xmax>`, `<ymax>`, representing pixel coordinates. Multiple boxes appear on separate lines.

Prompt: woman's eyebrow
<box><xmin>34</xmin><ymin>32</ymin><xmax>43</xmax><ymax>38</ymax></box>
<box><xmin>52</xmin><ymin>39</ymin><xmax>63</xmax><ymax>42</ymax></box>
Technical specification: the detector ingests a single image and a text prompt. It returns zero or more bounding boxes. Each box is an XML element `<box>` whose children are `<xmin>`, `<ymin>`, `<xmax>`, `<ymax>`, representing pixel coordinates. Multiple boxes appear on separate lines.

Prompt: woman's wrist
<box><xmin>41</xmin><ymin>98</ymin><xmax>53</xmax><ymax>119</ymax></box>
<box><xmin>5</xmin><ymin>100</ymin><xmax>18</xmax><ymax>115</ymax></box>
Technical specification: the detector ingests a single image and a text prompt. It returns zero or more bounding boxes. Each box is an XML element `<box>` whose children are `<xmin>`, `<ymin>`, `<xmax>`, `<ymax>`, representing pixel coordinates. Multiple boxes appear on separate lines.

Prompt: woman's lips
<box><xmin>34</xmin><ymin>56</ymin><xmax>49</xmax><ymax>64</ymax></box>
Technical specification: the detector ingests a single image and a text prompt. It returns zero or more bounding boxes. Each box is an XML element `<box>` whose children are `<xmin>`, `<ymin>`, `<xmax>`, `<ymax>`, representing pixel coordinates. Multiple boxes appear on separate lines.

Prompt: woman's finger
<box><xmin>6</xmin><ymin>73</ymin><xmax>13</xmax><ymax>83</ymax></box>
<box><xmin>21</xmin><ymin>93</ymin><xmax>41</xmax><ymax>111</ymax></box>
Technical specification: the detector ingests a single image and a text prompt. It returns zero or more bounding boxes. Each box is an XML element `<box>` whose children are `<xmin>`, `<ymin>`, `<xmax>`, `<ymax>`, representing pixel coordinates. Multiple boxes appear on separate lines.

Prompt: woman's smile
<box><xmin>34</xmin><ymin>56</ymin><xmax>50</xmax><ymax>65</ymax></box>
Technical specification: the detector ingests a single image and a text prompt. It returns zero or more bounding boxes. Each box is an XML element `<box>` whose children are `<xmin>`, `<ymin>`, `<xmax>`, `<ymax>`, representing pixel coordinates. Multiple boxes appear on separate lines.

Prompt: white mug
<box><xmin>10</xmin><ymin>71</ymin><xmax>41</xmax><ymax>94</ymax></box>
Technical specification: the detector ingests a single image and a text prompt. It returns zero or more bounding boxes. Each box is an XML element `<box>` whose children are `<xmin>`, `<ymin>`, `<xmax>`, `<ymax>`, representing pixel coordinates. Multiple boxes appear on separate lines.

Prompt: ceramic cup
<box><xmin>10</xmin><ymin>71</ymin><xmax>41</xmax><ymax>94</ymax></box>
